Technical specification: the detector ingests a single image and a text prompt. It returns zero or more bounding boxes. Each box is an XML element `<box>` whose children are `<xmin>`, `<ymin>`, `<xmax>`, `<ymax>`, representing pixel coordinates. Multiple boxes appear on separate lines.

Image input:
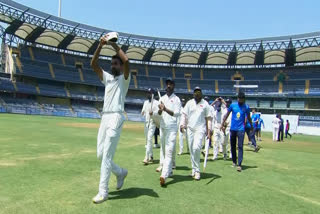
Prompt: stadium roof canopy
<box><xmin>1</xmin><ymin>0</ymin><xmax>320</xmax><ymax>66</ymax></box>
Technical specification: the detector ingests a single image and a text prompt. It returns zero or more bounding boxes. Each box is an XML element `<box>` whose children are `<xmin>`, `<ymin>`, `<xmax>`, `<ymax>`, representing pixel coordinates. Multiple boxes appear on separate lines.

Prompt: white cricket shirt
<box><xmin>141</xmin><ymin>99</ymin><xmax>160</xmax><ymax>124</ymax></box>
<box><xmin>102</xmin><ymin>70</ymin><xmax>131</xmax><ymax>113</ymax></box>
<box><xmin>159</xmin><ymin>93</ymin><xmax>181</xmax><ymax>129</ymax></box>
<box><xmin>183</xmin><ymin>99</ymin><xmax>212</xmax><ymax>132</ymax></box>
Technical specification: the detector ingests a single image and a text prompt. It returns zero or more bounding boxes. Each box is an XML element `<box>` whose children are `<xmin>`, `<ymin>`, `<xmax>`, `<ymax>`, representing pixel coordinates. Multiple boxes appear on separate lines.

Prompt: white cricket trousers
<box><xmin>273</xmin><ymin>127</ymin><xmax>279</xmax><ymax>141</ymax></box>
<box><xmin>225</xmin><ymin>130</ymin><xmax>231</xmax><ymax>158</ymax></box>
<box><xmin>213</xmin><ymin>128</ymin><xmax>228</xmax><ymax>158</ymax></box>
<box><xmin>160</xmin><ymin>128</ymin><xmax>177</xmax><ymax>178</ymax></box>
<box><xmin>97</xmin><ymin>113</ymin><xmax>125</xmax><ymax>196</ymax></box>
<box><xmin>187</xmin><ymin>128</ymin><xmax>205</xmax><ymax>173</ymax></box>
<box><xmin>178</xmin><ymin>128</ymin><xmax>188</xmax><ymax>153</ymax></box>
<box><xmin>144</xmin><ymin>122</ymin><xmax>156</xmax><ymax>159</ymax></box>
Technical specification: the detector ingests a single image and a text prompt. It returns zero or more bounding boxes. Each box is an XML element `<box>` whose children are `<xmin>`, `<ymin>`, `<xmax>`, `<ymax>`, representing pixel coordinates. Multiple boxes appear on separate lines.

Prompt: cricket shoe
<box><xmin>142</xmin><ymin>158</ymin><xmax>149</xmax><ymax>165</ymax></box>
<box><xmin>116</xmin><ymin>168</ymin><xmax>128</xmax><ymax>190</ymax></box>
<box><xmin>254</xmin><ymin>146</ymin><xmax>260</xmax><ymax>152</ymax></box>
<box><xmin>92</xmin><ymin>193</ymin><xmax>108</xmax><ymax>204</ymax></box>
<box><xmin>189</xmin><ymin>170</ymin><xmax>195</xmax><ymax>177</ymax></box>
<box><xmin>194</xmin><ymin>172</ymin><xmax>200</xmax><ymax>181</ymax></box>
<box><xmin>156</xmin><ymin>166</ymin><xmax>162</xmax><ymax>172</ymax></box>
<box><xmin>160</xmin><ymin>176</ymin><xmax>166</xmax><ymax>187</ymax></box>
<box><xmin>237</xmin><ymin>166</ymin><xmax>242</xmax><ymax>172</ymax></box>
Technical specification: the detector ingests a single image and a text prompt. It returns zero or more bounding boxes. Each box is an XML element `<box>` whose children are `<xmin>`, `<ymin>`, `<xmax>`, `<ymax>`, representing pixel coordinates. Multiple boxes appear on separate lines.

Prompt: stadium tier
<box><xmin>6</xmin><ymin>46</ymin><xmax>320</xmax><ymax>97</ymax></box>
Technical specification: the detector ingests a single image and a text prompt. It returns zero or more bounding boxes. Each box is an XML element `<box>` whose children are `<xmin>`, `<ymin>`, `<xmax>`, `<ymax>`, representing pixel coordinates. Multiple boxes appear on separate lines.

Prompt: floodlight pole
<box><xmin>58</xmin><ymin>0</ymin><xmax>62</xmax><ymax>17</ymax></box>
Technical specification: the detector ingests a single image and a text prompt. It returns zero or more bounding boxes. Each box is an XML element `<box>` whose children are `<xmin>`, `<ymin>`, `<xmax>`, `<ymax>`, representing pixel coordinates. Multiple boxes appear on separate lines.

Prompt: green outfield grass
<box><xmin>0</xmin><ymin>113</ymin><xmax>319</xmax><ymax>214</ymax></box>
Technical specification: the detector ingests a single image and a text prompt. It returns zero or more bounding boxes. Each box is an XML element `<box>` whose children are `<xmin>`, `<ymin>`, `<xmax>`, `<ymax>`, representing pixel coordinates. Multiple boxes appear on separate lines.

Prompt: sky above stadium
<box><xmin>15</xmin><ymin>0</ymin><xmax>320</xmax><ymax>40</ymax></box>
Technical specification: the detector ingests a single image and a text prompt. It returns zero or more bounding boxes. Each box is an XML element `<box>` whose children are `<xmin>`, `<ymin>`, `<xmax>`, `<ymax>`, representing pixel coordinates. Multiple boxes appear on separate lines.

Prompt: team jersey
<box><xmin>183</xmin><ymin>99</ymin><xmax>212</xmax><ymax>132</ymax></box>
<box><xmin>251</xmin><ymin>113</ymin><xmax>260</xmax><ymax>128</ymax></box>
<box><xmin>101</xmin><ymin>70</ymin><xmax>130</xmax><ymax>113</ymax></box>
<box><xmin>159</xmin><ymin>93</ymin><xmax>181</xmax><ymax>129</ymax></box>
<box><xmin>272</xmin><ymin>117</ymin><xmax>281</xmax><ymax>128</ymax></box>
<box><xmin>212</xmin><ymin>107</ymin><xmax>229</xmax><ymax>130</ymax></box>
<box><xmin>228</xmin><ymin>102</ymin><xmax>250</xmax><ymax>131</ymax></box>
<box><xmin>141</xmin><ymin>99</ymin><xmax>160</xmax><ymax>124</ymax></box>
<box><xmin>257</xmin><ymin>118</ymin><xmax>264</xmax><ymax>129</ymax></box>
<box><xmin>245</xmin><ymin>115</ymin><xmax>251</xmax><ymax>129</ymax></box>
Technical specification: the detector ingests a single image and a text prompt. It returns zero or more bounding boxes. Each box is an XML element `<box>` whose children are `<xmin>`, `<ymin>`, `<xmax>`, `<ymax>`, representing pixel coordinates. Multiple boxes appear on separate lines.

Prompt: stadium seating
<box><xmin>290</xmin><ymin>101</ymin><xmax>305</xmax><ymax>109</ymax></box>
<box><xmin>0</xmin><ymin>77</ymin><xmax>16</xmax><ymax>92</ymax></box>
<box><xmin>2</xmin><ymin>45</ymin><xmax>320</xmax><ymax>120</ymax></box>
<box><xmin>273</xmin><ymin>101</ymin><xmax>288</xmax><ymax>109</ymax></box>
<box><xmin>14</xmin><ymin>46</ymin><xmax>320</xmax><ymax>98</ymax></box>
<box><xmin>309</xmin><ymin>80</ymin><xmax>320</xmax><ymax>95</ymax></box>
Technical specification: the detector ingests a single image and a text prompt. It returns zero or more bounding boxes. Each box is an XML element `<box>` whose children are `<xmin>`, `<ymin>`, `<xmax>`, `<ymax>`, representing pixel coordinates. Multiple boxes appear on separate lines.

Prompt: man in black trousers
<box><xmin>278</xmin><ymin>114</ymin><xmax>284</xmax><ymax>142</ymax></box>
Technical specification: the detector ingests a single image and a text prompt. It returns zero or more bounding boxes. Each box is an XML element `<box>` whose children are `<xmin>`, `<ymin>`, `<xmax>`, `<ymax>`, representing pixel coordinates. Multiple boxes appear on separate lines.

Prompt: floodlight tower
<box><xmin>58</xmin><ymin>0</ymin><xmax>62</xmax><ymax>17</ymax></box>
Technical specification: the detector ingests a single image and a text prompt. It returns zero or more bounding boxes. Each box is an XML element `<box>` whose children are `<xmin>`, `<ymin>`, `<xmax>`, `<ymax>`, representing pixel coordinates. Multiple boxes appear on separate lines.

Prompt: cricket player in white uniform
<box><xmin>180</xmin><ymin>87</ymin><xmax>212</xmax><ymax>180</ymax></box>
<box><xmin>141</xmin><ymin>88</ymin><xmax>159</xmax><ymax>164</ymax></box>
<box><xmin>212</xmin><ymin>98</ymin><xmax>231</xmax><ymax>160</ymax></box>
<box><xmin>90</xmin><ymin>34</ymin><xmax>130</xmax><ymax>204</ymax></box>
<box><xmin>178</xmin><ymin>98</ymin><xmax>188</xmax><ymax>155</ymax></box>
<box><xmin>272</xmin><ymin>114</ymin><xmax>281</xmax><ymax>141</ymax></box>
<box><xmin>157</xmin><ymin>78</ymin><xmax>181</xmax><ymax>186</ymax></box>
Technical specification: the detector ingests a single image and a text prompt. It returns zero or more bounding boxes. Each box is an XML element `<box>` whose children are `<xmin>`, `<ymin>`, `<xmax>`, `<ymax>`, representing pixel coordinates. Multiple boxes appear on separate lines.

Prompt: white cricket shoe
<box><xmin>116</xmin><ymin>168</ymin><xmax>128</xmax><ymax>190</ymax></box>
<box><xmin>92</xmin><ymin>193</ymin><xmax>108</xmax><ymax>204</ymax></box>
<box><xmin>194</xmin><ymin>172</ymin><xmax>200</xmax><ymax>180</ymax></box>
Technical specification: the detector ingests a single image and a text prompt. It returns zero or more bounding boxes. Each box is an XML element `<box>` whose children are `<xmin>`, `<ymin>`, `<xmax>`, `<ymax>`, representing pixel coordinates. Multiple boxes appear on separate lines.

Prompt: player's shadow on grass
<box><xmin>178</xmin><ymin>152</ymin><xmax>190</xmax><ymax>156</ymax></box>
<box><xmin>164</xmin><ymin>173</ymin><xmax>221</xmax><ymax>187</ymax></box>
<box><xmin>151</xmin><ymin>160</ymin><xmax>160</xmax><ymax>164</ymax></box>
<box><xmin>175</xmin><ymin>166</ymin><xmax>191</xmax><ymax>171</ymax></box>
<box><xmin>108</xmin><ymin>187</ymin><xmax>159</xmax><ymax>200</ymax></box>
<box><xmin>244</xmin><ymin>149</ymin><xmax>259</xmax><ymax>152</ymax></box>
<box><xmin>241</xmin><ymin>165</ymin><xmax>258</xmax><ymax>171</ymax></box>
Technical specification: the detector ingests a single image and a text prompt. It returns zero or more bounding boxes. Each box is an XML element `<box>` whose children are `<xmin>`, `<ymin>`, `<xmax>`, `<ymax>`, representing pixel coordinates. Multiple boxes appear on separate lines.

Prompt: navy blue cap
<box><xmin>165</xmin><ymin>77</ymin><xmax>175</xmax><ymax>84</ymax></box>
<box><xmin>147</xmin><ymin>88</ymin><xmax>154</xmax><ymax>93</ymax></box>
